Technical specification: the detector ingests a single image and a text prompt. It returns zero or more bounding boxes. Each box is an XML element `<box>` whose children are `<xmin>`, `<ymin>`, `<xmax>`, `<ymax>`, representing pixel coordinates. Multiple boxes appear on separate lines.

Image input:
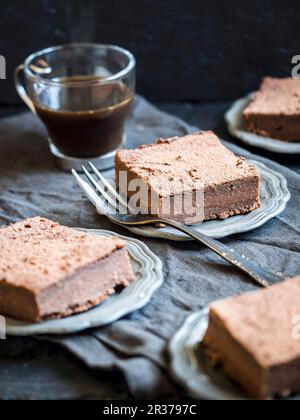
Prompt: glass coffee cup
<box><xmin>15</xmin><ymin>44</ymin><xmax>136</xmax><ymax>171</ymax></box>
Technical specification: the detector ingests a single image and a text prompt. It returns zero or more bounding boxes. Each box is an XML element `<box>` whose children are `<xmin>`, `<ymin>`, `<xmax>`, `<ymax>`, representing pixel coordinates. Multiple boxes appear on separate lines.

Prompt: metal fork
<box><xmin>72</xmin><ymin>163</ymin><xmax>285</xmax><ymax>288</ymax></box>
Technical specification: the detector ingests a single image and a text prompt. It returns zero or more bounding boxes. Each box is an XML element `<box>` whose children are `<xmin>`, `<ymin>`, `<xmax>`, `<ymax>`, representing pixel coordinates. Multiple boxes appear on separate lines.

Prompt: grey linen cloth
<box><xmin>0</xmin><ymin>96</ymin><xmax>299</xmax><ymax>399</ymax></box>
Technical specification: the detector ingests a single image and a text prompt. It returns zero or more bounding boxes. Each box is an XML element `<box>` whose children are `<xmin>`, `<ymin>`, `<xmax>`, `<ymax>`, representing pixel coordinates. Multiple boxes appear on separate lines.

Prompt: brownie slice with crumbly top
<box><xmin>0</xmin><ymin>217</ymin><xmax>135</xmax><ymax>322</ymax></box>
<box><xmin>115</xmin><ymin>131</ymin><xmax>260</xmax><ymax>224</ymax></box>
<box><xmin>243</xmin><ymin>77</ymin><xmax>300</xmax><ymax>141</ymax></box>
<box><xmin>203</xmin><ymin>276</ymin><xmax>300</xmax><ymax>399</ymax></box>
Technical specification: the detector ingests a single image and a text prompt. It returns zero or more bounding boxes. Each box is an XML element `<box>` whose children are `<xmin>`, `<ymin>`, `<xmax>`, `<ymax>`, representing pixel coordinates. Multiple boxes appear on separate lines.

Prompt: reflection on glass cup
<box><xmin>15</xmin><ymin>44</ymin><xmax>136</xmax><ymax>170</ymax></box>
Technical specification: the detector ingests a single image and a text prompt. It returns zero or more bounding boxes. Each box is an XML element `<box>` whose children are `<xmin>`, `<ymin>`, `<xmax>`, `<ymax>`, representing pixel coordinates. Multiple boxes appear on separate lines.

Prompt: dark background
<box><xmin>0</xmin><ymin>0</ymin><xmax>299</xmax><ymax>108</ymax></box>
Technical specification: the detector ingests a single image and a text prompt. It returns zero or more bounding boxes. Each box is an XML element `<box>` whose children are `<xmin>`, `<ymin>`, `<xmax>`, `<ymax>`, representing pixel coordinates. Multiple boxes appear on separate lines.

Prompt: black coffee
<box><xmin>34</xmin><ymin>76</ymin><xmax>133</xmax><ymax>158</ymax></box>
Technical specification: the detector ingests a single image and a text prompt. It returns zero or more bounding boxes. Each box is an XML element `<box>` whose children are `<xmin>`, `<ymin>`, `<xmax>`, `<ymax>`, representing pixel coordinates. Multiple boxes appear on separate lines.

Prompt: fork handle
<box><xmin>159</xmin><ymin>219</ymin><xmax>285</xmax><ymax>288</ymax></box>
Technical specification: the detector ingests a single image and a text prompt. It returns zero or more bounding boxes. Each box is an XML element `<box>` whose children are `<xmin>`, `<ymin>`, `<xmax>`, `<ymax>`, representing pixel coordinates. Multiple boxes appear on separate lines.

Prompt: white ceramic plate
<box><xmin>225</xmin><ymin>94</ymin><xmax>300</xmax><ymax>154</ymax></box>
<box><xmin>122</xmin><ymin>161</ymin><xmax>290</xmax><ymax>241</ymax></box>
<box><xmin>5</xmin><ymin>229</ymin><xmax>163</xmax><ymax>336</ymax></box>
<box><xmin>169</xmin><ymin>310</ymin><xmax>297</xmax><ymax>400</ymax></box>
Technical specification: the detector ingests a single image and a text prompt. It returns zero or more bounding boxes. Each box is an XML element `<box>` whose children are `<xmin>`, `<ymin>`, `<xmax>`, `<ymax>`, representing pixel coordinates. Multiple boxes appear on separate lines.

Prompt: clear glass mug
<box><xmin>15</xmin><ymin>44</ymin><xmax>136</xmax><ymax>170</ymax></box>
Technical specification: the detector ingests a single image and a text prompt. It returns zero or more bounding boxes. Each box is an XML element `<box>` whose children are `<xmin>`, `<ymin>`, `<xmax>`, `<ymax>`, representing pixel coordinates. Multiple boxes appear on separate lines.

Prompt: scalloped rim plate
<box><xmin>122</xmin><ymin>161</ymin><xmax>290</xmax><ymax>241</ymax></box>
<box><xmin>5</xmin><ymin>229</ymin><xmax>163</xmax><ymax>336</ymax></box>
<box><xmin>169</xmin><ymin>310</ymin><xmax>249</xmax><ymax>400</ymax></box>
<box><xmin>225</xmin><ymin>93</ymin><xmax>300</xmax><ymax>154</ymax></box>
<box><xmin>169</xmin><ymin>310</ymin><xmax>295</xmax><ymax>400</ymax></box>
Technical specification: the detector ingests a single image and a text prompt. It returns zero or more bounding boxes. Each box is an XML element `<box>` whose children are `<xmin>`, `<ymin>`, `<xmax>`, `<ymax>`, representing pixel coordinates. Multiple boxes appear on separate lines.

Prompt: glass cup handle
<box><xmin>14</xmin><ymin>65</ymin><xmax>36</xmax><ymax>115</ymax></box>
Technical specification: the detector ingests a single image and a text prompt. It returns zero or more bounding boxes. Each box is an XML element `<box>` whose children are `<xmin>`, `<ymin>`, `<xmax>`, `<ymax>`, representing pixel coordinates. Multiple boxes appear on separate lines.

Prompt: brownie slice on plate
<box><xmin>244</xmin><ymin>77</ymin><xmax>300</xmax><ymax>141</ymax></box>
<box><xmin>0</xmin><ymin>217</ymin><xmax>135</xmax><ymax>322</ymax></box>
<box><xmin>115</xmin><ymin>131</ymin><xmax>260</xmax><ymax>224</ymax></box>
<box><xmin>203</xmin><ymin>276</ymin><xmax>300</xmax><ymax>399</ymax></box>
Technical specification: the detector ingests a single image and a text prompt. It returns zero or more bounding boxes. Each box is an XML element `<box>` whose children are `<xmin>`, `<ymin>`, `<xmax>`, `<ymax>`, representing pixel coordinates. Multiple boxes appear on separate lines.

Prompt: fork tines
<box><xmin>78</xmin><ymin>163</ymin><xmax>129</xmax><ymax>215</ymax></box>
